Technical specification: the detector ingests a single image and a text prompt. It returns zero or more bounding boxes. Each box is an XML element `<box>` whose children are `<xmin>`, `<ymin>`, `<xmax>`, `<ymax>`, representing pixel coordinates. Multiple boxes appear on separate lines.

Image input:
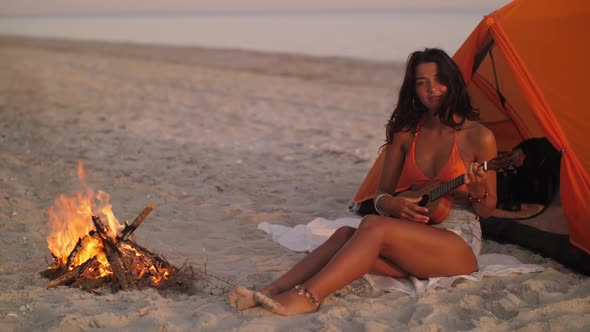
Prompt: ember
<box><xmin>41</xmin><ymin>162</ymin><xmax>180</xmax><ymax>292</ymax></box>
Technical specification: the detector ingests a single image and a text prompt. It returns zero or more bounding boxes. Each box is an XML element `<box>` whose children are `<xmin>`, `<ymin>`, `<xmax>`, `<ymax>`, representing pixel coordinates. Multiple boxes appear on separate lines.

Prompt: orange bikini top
<box><xmin>395</xmin><ymin>123</ymin><xmax>468</xmax><ymax>193</ymax></box>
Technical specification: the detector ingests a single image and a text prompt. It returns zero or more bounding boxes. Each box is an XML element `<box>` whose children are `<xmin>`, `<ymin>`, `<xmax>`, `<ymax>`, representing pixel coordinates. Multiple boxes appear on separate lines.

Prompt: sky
<box><xmin>0</xmin><ymin>0</ymin><xmax>511</xmax><ymax>15</ymax></box>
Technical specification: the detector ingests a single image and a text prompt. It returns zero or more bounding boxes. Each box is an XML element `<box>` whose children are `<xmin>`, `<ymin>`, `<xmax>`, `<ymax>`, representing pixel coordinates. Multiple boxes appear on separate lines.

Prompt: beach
<box><xmin>1</xmin><ymin>36</ymin><xmax>589</xmax><ymax>331</ymax></box>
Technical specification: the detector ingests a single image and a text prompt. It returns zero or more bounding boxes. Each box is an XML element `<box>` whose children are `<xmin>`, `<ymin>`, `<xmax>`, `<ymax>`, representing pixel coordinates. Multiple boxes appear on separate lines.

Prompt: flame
<box><xmin>47</xmin><ymin>161</ymin><xmax>122</xmax><ymax>269</ymax></box>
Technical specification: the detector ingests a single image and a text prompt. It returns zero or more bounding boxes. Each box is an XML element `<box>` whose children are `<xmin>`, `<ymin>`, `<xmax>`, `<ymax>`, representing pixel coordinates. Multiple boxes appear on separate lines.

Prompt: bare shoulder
<box><xmin>461</xmin><ymin>120</ymin><xmax>496</xmax><ymax>147</ymax></box>
<box><xmin>391</xmin><ymin>130</ymin><xmax>415</xmax><ymax>152</ymax></box>
<box><xmin>459</xmin><ymin>120</ymin><xmax>497</xmax><ymax>161</ymax></box>
<box><xmin>394</xmin><ymin>130</ymin><xmax>415</xmax><ymax>142</ymax></box>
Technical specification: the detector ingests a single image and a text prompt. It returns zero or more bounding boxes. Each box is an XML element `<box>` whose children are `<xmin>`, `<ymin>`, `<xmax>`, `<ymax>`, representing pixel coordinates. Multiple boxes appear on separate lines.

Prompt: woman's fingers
<box><xmin>465</xmin><ymin>162</ymin><xmax>486</xmax><ymax>181</ymax></box>
<box><xmin>404</xmin><ymin>196</ymin><xmax>429</xmax><ymax>213</ymax></box>
<box><xmin>389</xmin><ymin>196</ymin><xmax>429</xmax><ymax>223</ymax></box>
<box><xmin>465</xmin><ymin>162</ymin><xmax>487</xmax><ymax>195</ymax></box>
<box><xmin>400</xmin><ymin>211</ymin><xmax>427</xmax><ymax>223</ymax></box>
<box><xmin>464</xmin><ymin>163</ymin><xmax>473</xmax><ymax>185</ymax></box>
<box><xmin>474</xmin><ymin>162</ymin><xmax>487</xmax><ymax>179</ymax></box>
<box><xmin>400</xmin><ymin>200</ymin><xmax>429</xmax><ymax>223</ymax></box>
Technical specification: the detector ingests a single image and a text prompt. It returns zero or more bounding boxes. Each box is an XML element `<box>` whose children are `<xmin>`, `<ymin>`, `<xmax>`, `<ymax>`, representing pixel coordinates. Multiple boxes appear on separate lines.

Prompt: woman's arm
<box><xmin>466</xmin><ymin>126</ymin><xmax>498</xmax><ymax>218</ymax></box>
<box><xmin>376</xmin><ymin>132</ymin><xmax>407</xmax><ymax>197</ymax></box>
<box><xmin>374</xmin><ymin>132</ymin><xmax>430</xmax><ymax>222</ymax></box>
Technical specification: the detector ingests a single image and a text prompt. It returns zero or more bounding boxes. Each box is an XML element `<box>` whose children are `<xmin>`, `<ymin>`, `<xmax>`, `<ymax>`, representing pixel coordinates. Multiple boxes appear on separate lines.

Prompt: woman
<box><xmin>228</xmin><ymin>48</ymin><xmax>497</xmax><ymax>316</ymax></box>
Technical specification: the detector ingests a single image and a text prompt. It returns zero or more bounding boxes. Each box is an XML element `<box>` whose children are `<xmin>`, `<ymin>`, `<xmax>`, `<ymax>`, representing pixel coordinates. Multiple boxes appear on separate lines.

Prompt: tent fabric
<box><xmin>351</xmin><ymin>0</ymin><xmax>590</xmax><ymax>255</ymax></box>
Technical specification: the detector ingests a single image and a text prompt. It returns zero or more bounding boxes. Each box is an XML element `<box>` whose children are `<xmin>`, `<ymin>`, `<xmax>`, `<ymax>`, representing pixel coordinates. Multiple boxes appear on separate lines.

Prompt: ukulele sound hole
<box><xmin>418</xmin><ymin>195</ymin><xmax>429</xmax><ymax>207</ymax></box>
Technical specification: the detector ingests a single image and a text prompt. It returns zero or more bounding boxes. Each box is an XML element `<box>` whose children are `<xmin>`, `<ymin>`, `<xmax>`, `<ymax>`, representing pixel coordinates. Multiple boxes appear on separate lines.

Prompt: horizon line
<box><xmin>0</xmin><ymin>8</ymin><xmax>494</xmax><ymax>19</ymax></box>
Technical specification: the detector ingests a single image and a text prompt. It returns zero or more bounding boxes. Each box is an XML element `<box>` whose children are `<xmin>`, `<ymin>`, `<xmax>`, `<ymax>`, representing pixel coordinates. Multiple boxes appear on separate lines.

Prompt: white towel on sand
<box><xmin>258</xmin><ymin>217</ymin><xmax>544</xmax><ymax>297</ymax></box>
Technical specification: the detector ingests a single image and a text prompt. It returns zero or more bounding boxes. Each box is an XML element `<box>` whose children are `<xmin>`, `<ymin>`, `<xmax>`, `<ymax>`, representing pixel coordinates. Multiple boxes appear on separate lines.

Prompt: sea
<box><xmin>0</xmin><ymin>10</ymin><xmax>492</xmax><ymax>62</ymax></box>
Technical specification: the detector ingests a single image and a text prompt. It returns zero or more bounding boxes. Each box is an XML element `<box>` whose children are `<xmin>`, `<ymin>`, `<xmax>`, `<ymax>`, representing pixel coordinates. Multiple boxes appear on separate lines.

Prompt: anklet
<box><xmin>294</xmin><ymin>285</ymin><xmax>320</xmax><ymax>307</ymax></box>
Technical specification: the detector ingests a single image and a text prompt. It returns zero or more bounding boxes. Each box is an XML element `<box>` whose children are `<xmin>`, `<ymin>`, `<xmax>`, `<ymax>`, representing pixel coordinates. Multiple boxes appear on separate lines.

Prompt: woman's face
<box><xmin>415</xmin><ymin>62</ymin><xmax>447</xmax><ymax>112</ymax></box>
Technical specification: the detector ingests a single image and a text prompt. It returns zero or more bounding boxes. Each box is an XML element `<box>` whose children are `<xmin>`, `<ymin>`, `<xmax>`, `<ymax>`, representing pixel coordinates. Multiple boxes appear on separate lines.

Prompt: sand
<box><xmin>1</xmin><ymin>36</ymin><xmax>589</xmax><ymax>331</ymax></box>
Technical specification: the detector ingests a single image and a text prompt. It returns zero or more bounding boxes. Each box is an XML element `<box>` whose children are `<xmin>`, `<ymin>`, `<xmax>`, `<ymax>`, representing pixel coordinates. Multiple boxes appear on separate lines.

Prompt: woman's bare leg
<box><xmin>258</xmin><ymin>215</ymin><xmax>477</xmax><ymax>315</ymax></box>
<box><xmin>371</xmin><ymin>256</ymin><xmax>410</xmax><ymax>277</ymax></box>
<box><xmin>231</xmin><ymin>225</ymin><xmax>360</xmax><ymax>310</ymax></box>
<box><xmin>260</xmin><ymin>223</ymin><xmax>410</xmax><ymax>293</ymax></box>
<box><xmin>261</xmin><ymin>226</ymin><xmax>356</xmax><ymax>295</ymax></box>
<box><xmin>230</xmin><ymin>220</ymin><xmax>413</xmax><ymax>311</ymax></box>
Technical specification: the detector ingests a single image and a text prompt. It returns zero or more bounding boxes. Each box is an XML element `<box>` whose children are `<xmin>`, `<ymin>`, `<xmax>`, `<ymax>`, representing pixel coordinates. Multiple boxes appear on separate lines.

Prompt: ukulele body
<box><xmin>392</xmin><ymin>154</ymin><xmax>513</xmax><ymax>224</ymax></box>
<box><xmin>395</xmin><ymin>180</ymin><xmax>453</xmax><ymax>224</ymax></box>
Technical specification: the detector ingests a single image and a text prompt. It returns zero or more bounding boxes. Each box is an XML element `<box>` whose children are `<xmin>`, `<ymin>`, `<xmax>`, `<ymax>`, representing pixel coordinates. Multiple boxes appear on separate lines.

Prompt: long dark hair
<box><xmin>385</xmin><ymin>48</ymin><xmax>478</xmax><ymax>145</ymax></box>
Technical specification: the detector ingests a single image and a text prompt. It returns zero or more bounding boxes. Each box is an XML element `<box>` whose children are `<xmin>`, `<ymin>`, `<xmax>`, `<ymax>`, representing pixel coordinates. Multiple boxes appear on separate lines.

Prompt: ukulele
<box><xmin>394</xmin><ymin>152</ymin><xmax>517</xmax><ymax>224</ymax></box>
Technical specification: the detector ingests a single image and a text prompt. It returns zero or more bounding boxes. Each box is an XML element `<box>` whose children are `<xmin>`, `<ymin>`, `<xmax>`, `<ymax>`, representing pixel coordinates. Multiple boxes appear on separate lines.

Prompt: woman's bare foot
<box><xmin>228</xmin><ymin>285</ymin><xmax>257</xmax><ymax>310</ymax></box>
<box><xmin>254</xmin><ymin>288</ymin><xmax>320</xmax><ymax>316</ymax></box>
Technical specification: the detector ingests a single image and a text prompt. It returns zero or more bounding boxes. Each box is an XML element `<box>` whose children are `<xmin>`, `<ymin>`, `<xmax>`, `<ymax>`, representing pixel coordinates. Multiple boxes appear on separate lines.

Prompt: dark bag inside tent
<box><xmin>481</xmin><ymin>138</ymin><xmax>590</xmax><ymax>275</ymax></box>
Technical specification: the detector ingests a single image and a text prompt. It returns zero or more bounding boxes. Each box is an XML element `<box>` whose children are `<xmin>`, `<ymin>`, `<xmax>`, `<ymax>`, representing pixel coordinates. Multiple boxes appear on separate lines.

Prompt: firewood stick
<box><xmin>40</xmin><ymin>258</ymin><xmax>66</xmax><ymax>280</ymax></box>
<box><xmin>79</xmin><ymin>276</ymin><xmax>110</xmax><ymax>292</ymax></box>
<box><xmin>103</xmin><ymin>240</ymin><xmax>132</xmax><ymax>291</ymax></box>
<box><xmin>91</xmin><ymin>215</ymin><xmax>110</xmax><ymax>240</ymax></box>
<box><xmin>118</xmin><ymin>203</ymin><xmax>156</xmax><ymax>241</ymax></box>
<box><xmin>65</xmin><ymin>233</ymin><xmax>99</xmax><ymax>269</ymax></box>
<box><xmin>65</xmin><ymin>236</ymin><xmax>85</xmax><ymax>269</ymax></box>
<box><xmin>92</xmin><ymin>215</ymin><xmax>132</xmax><ymax>291</ymax></box>
<box><xmin>47</xmin><ymin>256</ymin><xmax>98</xmax><ymax>289</ymax></box>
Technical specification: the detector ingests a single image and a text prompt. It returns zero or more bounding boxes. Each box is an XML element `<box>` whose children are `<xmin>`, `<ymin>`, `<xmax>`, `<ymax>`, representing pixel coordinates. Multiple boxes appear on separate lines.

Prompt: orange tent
<box><xmin>351</xmin><ymin>0</ymin><xmax>590</xmax><ymax>256</ymax></box>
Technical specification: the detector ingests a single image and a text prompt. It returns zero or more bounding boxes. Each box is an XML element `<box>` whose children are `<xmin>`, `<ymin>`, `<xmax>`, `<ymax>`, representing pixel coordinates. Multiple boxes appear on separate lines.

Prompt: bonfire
<box><xmin>41</xmin><ymin>162</ymin><xmax>183</xmax><ymax>292</ymax></box>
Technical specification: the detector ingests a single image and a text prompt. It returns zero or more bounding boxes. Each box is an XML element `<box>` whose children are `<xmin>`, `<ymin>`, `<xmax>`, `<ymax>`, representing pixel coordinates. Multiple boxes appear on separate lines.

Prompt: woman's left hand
<box><xmin>464</xmin><ymin>162</ymin><xmax>487</xmax><ymax>198</ymax></box>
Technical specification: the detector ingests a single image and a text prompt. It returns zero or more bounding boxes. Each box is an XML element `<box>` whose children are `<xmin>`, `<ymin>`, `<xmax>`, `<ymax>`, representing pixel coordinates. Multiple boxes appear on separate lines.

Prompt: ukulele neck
<box><xmin>429</xmin><ymin>161</ymin><xmax>489</xmax><ymax>201</ymax></box>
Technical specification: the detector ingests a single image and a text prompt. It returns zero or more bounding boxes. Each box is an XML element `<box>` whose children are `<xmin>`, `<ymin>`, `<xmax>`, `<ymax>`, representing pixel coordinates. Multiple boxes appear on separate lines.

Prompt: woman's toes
<box><xmin>228</xmin><ymin>285</ymin><xmax>257</xmax><ymax>311</ymax></box>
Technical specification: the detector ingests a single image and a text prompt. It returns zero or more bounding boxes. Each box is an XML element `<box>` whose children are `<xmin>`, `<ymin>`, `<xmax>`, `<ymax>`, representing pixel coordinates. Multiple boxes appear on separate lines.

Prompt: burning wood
<box><xmin>41</xmin><ymin>203</ymin><xmax>181</xmax><ymax>292</ymax></box>
<box><xmin>117</xmin><ymin>203</ymin><xmax>155</xmax><ymax>242</ymax></box>
<box><xmin>41</xmin><ymin>162</ymin><xmax>232</xmax><ymax>295</ymax></box>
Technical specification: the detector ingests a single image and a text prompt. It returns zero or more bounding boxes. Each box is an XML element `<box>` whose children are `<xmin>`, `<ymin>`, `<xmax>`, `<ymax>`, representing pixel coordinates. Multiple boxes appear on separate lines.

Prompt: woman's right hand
<box><xmin>389</xmin><ymin>196</ymin><xmax>430</xmax><ymax>223</ymax></box>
